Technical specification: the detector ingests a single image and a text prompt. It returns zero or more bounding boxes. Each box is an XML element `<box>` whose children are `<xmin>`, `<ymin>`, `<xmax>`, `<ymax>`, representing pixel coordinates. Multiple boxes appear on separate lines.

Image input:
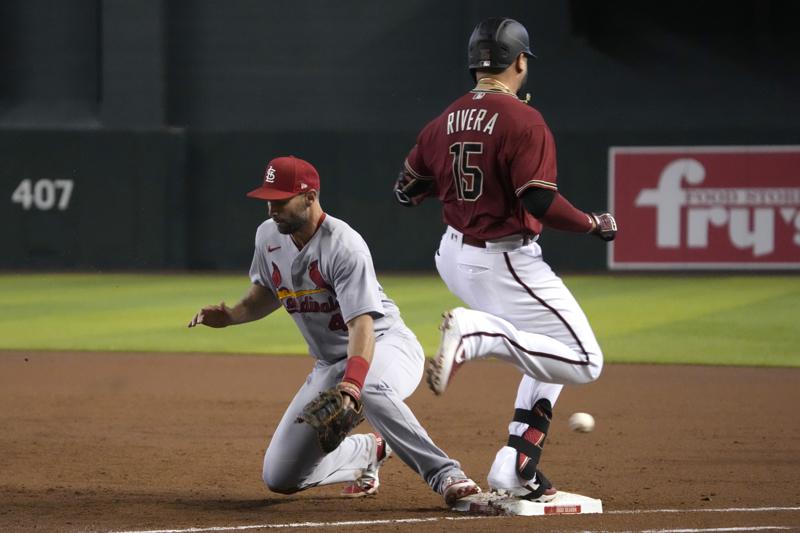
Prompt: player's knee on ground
<box><xmin>262</xmin><ymin>459</ymin><xmax>303</xmax><ymax>494</ymax></box>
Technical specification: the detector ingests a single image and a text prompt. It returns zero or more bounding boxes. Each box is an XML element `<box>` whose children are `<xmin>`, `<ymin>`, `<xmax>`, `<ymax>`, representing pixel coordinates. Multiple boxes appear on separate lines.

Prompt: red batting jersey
<box><xmin>405</xmin><ymin>86</ymin><xmax>558</xmax><ymax>239</ymax></box>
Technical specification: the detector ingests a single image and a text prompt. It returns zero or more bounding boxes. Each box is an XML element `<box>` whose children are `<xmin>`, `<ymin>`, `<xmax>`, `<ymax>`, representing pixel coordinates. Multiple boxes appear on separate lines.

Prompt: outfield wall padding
<box><xmin>0</xmin><ymin>130</ymin><xmax>187</xmax><ymax>269</ymax></box>
<box><xmin>4</xmin><ymin>128</ymin><xmax>797</xmax><ymax>272</ymax></box>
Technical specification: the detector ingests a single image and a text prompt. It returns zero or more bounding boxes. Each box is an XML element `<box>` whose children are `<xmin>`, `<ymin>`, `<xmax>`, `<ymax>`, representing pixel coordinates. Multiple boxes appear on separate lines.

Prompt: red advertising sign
<box><xmin>609</xmin><ymin>146</ymin><xmax>800</xmax><ymax>269</ymax></box>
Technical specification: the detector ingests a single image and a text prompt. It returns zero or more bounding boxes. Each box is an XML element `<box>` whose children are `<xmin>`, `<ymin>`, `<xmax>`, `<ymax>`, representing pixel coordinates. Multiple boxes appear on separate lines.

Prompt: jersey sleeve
<box><xmin>328</xmin><ymin>237</ymin><xmax>385</xmax><ymax>324</ymax></box>
<box><xmin>509</xmin><ymin>123</ymin><xmax>558</xmax><ymax>196</ymax></box>
<box><xmin>248</xmin><ymin>227</ymin><xmax>277</xmax><ymax>296</ymax></box>
<box><xmin>404</xmin><ymin>123</ymin><xmax>437</xmax><ymax>181</ymax></box>
<box><xmin>405</xmin><ymin>144</ymin><xmax>434</xmax><ymax>181</ymax></box>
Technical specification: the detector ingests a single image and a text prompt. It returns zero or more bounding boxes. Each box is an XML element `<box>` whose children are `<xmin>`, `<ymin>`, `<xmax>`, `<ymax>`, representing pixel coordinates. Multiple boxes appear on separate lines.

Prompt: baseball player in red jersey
<box><xmin>394</xmin><ymin>17</ymin><xmax>617</xmax><ymax>502</ymax></box>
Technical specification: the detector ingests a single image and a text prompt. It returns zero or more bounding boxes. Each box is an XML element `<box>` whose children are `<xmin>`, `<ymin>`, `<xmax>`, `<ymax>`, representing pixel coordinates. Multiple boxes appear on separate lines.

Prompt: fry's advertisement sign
<box><xmin>609</xmin><ymin>146</ymin><xmax>800</xmax><ymax>269</ymax></box>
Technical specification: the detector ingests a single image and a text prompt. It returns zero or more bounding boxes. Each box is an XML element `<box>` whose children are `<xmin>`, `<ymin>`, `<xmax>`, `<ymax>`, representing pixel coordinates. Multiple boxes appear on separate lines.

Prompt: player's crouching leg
<box><xmin>262</xmin><ymin>457</ymin><xmax>303</xmax><ymax>495</ymax></box>
<box><xmin>261</xmin><ymin>435</ymin><xmax>324</xmax><ymax>495</ymax></box>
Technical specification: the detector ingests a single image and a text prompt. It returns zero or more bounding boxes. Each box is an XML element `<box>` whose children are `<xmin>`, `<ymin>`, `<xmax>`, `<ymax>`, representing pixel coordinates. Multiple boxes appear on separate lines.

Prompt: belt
<box><xmin>462</xmin><ymin>234</ymin><xmax>533</xmax><ymax>248</ymax></box>
<box><xmin>462</xmin><ymin>235</ymin><xmax>488</xmax><ymax>248</ymax></box>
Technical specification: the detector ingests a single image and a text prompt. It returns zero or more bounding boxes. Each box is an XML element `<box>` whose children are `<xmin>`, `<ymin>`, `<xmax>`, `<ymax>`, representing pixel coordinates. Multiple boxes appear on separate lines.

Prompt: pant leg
<box><xmin>435</xmin><ymin>228</ymin><xmax>603</xmax><ymax>489</ymax></box>
<box><xmin>435</xmin><ymin>230</ymin><xmax>603</xmax><ymax>385</ymax></box>
<box><xmin>261</xmin><ymin>360</ymin><xmax>373</xmax><ymax>493</ymax></box>
<box><xmin>448</xmin><ymin>308</ymin><xmax>602</xmax><ymax>384</ymax></box>
<box><xmin>361</xmin><ymin>326</ymin><xmax>469</xmax><ymax>494</ymax></box>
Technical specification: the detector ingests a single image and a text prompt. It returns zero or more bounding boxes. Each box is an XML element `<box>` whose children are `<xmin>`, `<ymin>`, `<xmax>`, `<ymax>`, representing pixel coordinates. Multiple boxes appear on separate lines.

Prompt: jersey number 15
<box><xmin>449</xmin><ymin>142</ymin><xmax>484</xmax><ymax>202</ymax></box>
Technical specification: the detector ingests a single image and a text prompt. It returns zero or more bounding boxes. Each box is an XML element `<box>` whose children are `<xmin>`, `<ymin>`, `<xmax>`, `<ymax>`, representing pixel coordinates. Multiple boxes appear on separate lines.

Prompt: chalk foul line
<box><xmin>97</xmin><ymin>505</ymin><xmax>800</xmax><ymax>533</ymax></box>
<box><xmin>100</xmin><ymin>516</ymin><xmax>483</xmax><ymax>533</ymax></box>
<box><xmin>607</xmin><ymin>506</ymin><xmax>800</xmax><ymax>515</ymax></box>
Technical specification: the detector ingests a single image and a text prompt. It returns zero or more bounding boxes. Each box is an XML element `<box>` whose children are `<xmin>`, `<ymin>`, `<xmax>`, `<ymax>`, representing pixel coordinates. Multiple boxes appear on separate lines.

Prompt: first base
<box><xmin>452</xmin><ymin>490</ymin><xmax>603</xmax><ymax>516</ymax></box>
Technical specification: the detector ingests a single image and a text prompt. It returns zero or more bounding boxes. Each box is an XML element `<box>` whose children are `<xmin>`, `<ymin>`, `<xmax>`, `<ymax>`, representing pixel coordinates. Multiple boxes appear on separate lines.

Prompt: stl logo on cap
<box><xmin>265</xmin><ymin>165</ymin><xmax>277</xmax><ymax>184</ymax></box>
<box><xmin>246</xmin><ymin>155</ymin><xmax>321</xmax><ymax>201</ymax></box>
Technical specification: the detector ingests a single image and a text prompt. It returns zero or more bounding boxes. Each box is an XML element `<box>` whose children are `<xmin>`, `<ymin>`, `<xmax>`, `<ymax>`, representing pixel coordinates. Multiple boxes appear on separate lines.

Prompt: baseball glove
<box><xmin>296</xmin><ymin>384</ymin><xmax>364</xmax><ymax>453</ymax></box>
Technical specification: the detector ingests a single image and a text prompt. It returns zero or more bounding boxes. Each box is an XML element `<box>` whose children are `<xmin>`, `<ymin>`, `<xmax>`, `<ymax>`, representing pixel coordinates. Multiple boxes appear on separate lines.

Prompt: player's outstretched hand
<box><xmin>188</xmin><ymin>301</ymin><xmax>233</xmax><ymax>328</ymax></box>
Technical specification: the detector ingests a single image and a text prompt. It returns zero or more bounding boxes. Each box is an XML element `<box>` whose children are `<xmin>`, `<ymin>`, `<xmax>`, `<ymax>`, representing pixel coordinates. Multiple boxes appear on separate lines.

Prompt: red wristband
<box><xmin>342</xmin><ymin>355</ymin><xmax>370</xmax><ymax>390</ymax></box>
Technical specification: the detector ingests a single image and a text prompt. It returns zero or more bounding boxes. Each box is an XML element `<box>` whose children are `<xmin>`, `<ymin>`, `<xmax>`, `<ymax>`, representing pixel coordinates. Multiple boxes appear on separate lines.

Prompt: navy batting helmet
<box><xmin>468</xmin><ymin>17</ymin><xmax>535</xmax><ymax>75</ymax></box>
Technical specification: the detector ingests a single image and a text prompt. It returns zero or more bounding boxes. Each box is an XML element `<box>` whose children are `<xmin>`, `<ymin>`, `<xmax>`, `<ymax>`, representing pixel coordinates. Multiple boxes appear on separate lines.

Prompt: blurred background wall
<box><xmin>1</xmin><ymin>0</ymin><xmax>798</xmax><ymax>271</ymax></box>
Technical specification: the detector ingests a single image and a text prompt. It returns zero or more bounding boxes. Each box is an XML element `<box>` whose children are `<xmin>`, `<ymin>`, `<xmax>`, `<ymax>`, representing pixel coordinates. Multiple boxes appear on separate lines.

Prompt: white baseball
<box><xmin>568</xmin><ymin>412</ymin><xmax>595</xmax><ymax>433</ymax></box>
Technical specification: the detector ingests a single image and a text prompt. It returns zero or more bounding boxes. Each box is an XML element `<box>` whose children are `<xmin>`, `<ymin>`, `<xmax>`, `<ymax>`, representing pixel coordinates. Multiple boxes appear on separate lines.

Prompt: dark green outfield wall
<box><xmin>4</xmin><ymin>127</ymin><xmax>797</xmax><ymax>272</ymax></box>
<box><xmin>180</xmin><ymin>128</ymin><xmax>800</xmax><ymax>273</ymax></box>
<box><xmin>0</xmin><ymin>131</ymin><xmax>186</xmax><ymax>269</ymax></box>
<box><xmin>2</xmin><ymin>1</ymin><xmax>798</xmax><ymax>271</ymax></box>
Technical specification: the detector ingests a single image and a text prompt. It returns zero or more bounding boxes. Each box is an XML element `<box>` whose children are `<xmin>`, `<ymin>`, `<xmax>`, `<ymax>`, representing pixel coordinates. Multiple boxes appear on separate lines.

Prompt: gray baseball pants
<box><xmin>261</xmin><ymin>325</ymin><xmax>467</xmax><ymax>495</ymax></box>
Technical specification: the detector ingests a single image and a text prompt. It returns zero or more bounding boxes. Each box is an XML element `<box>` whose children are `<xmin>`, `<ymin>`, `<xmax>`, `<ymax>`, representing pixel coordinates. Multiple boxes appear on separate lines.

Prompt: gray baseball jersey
<box><xmin>249</xmin><ymin>213</ymin><xmax>402</xmax><ymax>362</ymax></box>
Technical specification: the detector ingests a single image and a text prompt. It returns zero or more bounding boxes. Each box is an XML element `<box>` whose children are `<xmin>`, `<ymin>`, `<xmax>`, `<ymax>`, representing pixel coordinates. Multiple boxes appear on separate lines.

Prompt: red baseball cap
<box><xmin>246</xmin><ymin>156</ymin><xmax>321</xmax><ymax>200</ymax></box>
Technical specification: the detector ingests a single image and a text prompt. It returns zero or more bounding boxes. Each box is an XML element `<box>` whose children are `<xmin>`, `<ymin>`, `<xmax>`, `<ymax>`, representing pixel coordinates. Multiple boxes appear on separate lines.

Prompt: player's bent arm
<box><xmin>295</xmin><ymin>313</ymin><xmax>372</xmax><ymax>450</ymax></box>
<box><xmin>394</xmin><ymin>152</ymin><xmax>437</xmax><ymax>207</ymax></box>
<box><xmin>187</xmin><ymin>283</ymin><xmax>280</xmax><ymax>328</ymax></box>
<box><xmin>345</xmin><ymin>313</ymin><xmax>376</xmax><ymax>365</ymax></box>
<box><xmin>337</xmin><ymin>313</ymin><xmax>376</xmax><ymax>404</ymax></box>
<box><xmin>227</xmin><ymin>283</ymin><xmax>282</xmax><ymax>324</ymax></box>
<box><xmin>393</xmin><ymin>169</ymin><xmax>436</xmax><ymax>207</ymax></box>
<box><xmin>521</xmin><ymin>188</ymin><xmax>617</xmax><ymax>241</ymax></box>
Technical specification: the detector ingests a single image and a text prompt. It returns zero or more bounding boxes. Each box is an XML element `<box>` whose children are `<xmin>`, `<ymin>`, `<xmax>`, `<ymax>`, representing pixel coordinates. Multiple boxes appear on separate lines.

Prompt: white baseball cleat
<box><xmin>492</xmin><ymin>485</ymin><xmax>558</xmax><ymax>503</ymax></box>
<box><xmin>341</xmin><ymin>433</ymin><xmax>392</xmax><ymax>497</ymax></box>
<box><xmin>491</xmin><ymin>470</ymin><xmax>559</xmax><ymax>503</ymax></box>
<box><xmin>427</xmin><ymin>308</ymin><xmax>468</xmax><ymax>395</ymax></box>
<box><xmin>442</xmin><ymin>476</ymin><xmax>482</xmax><ymax>507</ymax></box>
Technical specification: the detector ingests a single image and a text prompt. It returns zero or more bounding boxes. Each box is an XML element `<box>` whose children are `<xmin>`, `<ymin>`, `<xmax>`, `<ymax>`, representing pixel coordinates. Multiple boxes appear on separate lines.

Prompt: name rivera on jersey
<box><xmin>446</xmin><ymin>108</ymin><xmax>499</xmax><ymax>135</ymax></box>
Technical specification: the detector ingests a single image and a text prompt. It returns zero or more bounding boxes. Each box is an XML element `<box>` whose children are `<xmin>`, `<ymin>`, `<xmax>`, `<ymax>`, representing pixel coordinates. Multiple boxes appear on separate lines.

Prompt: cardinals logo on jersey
<box><xmin>308</xmin><ymin>260</ymin><xmax>334</xmax><ymax>293</ymax></box>
<box><xmin>271</xmin><ymin>258</ymin><xmax>341</xmax><ymax>322</ymax></box>
<box><xmin>271</xmin><ymin>262</ymin><xmax>282</xmax><ymax>288</ymax></box>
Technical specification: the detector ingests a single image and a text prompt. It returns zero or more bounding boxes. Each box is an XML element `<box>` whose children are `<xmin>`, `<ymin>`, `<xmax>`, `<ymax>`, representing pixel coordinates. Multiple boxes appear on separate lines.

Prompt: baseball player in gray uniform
<box><xmin>188</xmin><ymin>155</ymin><xmax>479</xmax><ymax>507</ymax></box>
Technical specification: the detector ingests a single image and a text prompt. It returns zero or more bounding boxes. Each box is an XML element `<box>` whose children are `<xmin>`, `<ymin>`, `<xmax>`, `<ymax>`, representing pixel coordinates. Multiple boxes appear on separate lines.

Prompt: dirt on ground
<box><xmin>1</xmin><ymin>351</ymin><xmax>799</xmax><ymax>532</ymax></box>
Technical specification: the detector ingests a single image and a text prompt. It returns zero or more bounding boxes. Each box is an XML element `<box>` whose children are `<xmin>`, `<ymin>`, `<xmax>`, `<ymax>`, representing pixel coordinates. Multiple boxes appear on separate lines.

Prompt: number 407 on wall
<box><xmin>11</xmin><ymin>179</ymin><xmax>74</xmax><ymax>210</ymax></box>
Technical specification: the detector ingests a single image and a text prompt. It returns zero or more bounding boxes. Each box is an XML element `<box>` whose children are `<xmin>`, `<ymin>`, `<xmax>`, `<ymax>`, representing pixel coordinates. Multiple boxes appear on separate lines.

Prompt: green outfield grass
<box><xmin>0</xmin><ymin>273</ymin><xmax>798</xmax><ymax>367</ymax></box>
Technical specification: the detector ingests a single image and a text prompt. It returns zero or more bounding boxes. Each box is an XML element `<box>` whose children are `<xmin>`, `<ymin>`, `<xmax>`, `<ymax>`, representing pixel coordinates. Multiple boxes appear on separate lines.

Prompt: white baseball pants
<box><xmin>434</xmin><ymin>226</ymin><xmax>603</xmax><ymax>489</ymax></box>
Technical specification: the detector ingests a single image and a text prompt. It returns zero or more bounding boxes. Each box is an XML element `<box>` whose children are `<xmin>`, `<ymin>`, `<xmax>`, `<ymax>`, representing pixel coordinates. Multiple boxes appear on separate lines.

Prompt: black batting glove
<box><xmin>393</xmin><ymin>170</ymin><xmax>434</xmax><ymax>207</ymax></box>
<box><xmin>589</xmin><ymin>212</ymin><xmax>617</xmax><ymax>241</ymax></box>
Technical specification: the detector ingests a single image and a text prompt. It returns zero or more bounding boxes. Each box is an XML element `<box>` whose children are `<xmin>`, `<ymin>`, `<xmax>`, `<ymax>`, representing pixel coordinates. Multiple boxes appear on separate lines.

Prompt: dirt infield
<box><xmin>1</xmin><ymin>351</ymin><xmax>798</xmax><ymax>532</ymax></box>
